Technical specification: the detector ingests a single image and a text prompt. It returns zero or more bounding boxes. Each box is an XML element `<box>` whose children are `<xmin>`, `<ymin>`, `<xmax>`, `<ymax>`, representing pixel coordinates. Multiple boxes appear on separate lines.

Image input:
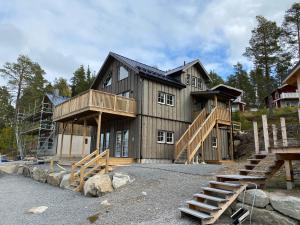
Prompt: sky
<box><xmin>0</xmin><ymin>0</ymin><xmax>296</xmax><ymax>85</ymax></box>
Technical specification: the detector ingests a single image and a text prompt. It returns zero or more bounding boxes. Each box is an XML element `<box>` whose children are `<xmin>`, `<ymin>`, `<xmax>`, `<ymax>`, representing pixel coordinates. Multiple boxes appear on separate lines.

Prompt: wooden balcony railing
<box><xmin>53</xmin><ymin>89</ymin><xmax>136</xmax><ymax>121</ymax></box>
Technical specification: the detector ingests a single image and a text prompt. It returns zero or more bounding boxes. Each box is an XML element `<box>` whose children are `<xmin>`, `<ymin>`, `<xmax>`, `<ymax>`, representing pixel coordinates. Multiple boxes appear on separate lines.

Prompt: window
<box><xmin>118</xmin><ymin>90</ymin><xmax>130</xmax><ymax>98</ymax></box>
<box><xmin>192</xmin><ymin>76</ymin><xmax>197</xmax><ymax>87</ymax></box>
<box><xmin>166</xmin><ymin>132</ymin><xmax>174</xmax><ymax>144</ymax></box>
<box><xmin>166</xmin><ymin>94</ymin><xmax>175</xmax><ymax>106</ymax></box>
<box><xmin>186</xmin><ymin>74</ymin><xmax>191</xmax><ymax>85</ymax></box>
<box><xmin>158</xmin><ymin>92</ymin><xmax>165</xmax><ymax>104</ymax></box>
<box><xmin>212</xmin><ymin>137</ymin><xmax>217</xmax><ymax>148</ymax></box>
<box><xmin>119</xmin><ymin>66</ymin><xmax>129</xmax><ymax>80</ymax></box>
<box><xmin>103</xmin><ymin>73</ymin><xmax>112</xmax><ymax>87</ymax></box>
<box><xmin>197</xmin><ymin>78</ymin><xmax>202</xmax><ymax>90</ymax></box>
<box><xmin>157</xmin><ymin>130</ymin><xmax>165</xmax><ymax>143</ymax></box>
<box><xmin>115</xmin><ymin>130</ymin><xmax>129</xmax><ymax>157</ymax></box>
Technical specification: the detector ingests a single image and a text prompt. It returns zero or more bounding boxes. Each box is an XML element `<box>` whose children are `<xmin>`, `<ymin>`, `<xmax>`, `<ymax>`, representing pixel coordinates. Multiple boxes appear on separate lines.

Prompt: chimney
<box><xmin>53</xmin><ymin>89</ymin><xmax>59</xmax><ymax>96</ymax></box>
<box><xmin>184</xmin><ymin>61</ymin><xmax>186</xmax><ymax>66</ymax></box>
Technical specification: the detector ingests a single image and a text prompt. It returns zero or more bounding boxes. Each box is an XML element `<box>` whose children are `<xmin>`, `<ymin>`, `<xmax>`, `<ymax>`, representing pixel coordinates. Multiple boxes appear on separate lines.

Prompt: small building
<box><xmin>265</xmin><ymin>84</ymin><xmax>299</xmax><ymax>108</ymax></box>
<box><xmin>53</xmin><ymin>52</ymin><xmax>242</xmax><ymax>164</ymax></box>
<box><xmin>283</xmin><ymin>61</ymin><xmax>300</xmax><ymax>104</ymax></box>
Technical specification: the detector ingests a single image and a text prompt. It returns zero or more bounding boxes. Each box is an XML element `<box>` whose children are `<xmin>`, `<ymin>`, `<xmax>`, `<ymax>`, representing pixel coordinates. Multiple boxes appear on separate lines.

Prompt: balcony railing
<box><xmin>53</xmin><ymin>89</ymin><xmax>136</xmax><ymax>121</ymax></box>
<box><xmin>280</xmin><ymin>92</ymin><xmax>299</xmax><ymax>99</ymax></box>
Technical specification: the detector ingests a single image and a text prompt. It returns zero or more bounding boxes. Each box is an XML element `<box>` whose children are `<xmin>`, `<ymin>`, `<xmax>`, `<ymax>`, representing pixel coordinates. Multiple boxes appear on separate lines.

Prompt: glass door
<box><xmin>115</xmin><ymin>129</ymin><xmax>129</xmax><ymax>157</ymax></box>
<box><xmin>121</xmin><ymin>130</ymin><xmax>129</xmax><ymax>157</ymax></box>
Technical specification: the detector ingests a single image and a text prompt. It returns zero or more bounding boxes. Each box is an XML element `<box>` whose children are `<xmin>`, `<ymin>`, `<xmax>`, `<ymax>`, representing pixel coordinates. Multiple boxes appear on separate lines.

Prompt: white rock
<box><xmin>83</xmin><ymin>174</ymin><xmax>113</xmax><ymax>197</ymax></box>
<box><xmin>235</xmin><ymin>203</ymin><xmax>298</xmax><ymax>225</ymax></box>
<box><xmin>0</xmin><ymin>164</ymin><xmax>17</xmax><ymax>174</ymax></box>
<box><xmin>142</xmin><ymin>191</ymin><xmax>147</xmax><ymax>196</ymax></box>
<box><xmin>238</xmin><ymin>189</ymin><xmax>269</xmax><ymax>208</ymax></box>
<box><xmin>28</xmin><ymin>206</ymin><xmax>48</xmax><ymax>214</ymax></box>
<box><xmin>100</xmin><ymin>200</ymin><xmax>111</xmax><ymax>206</ymax></box>
<box><xmin>270</xmin><ymin>193</ymin><xmax>300</xmax><ymax>220</ymax></box>
<box><xmin>32</xmin><ymin>167</ymin><xmax>48</xmax><ymax>183</ymax></box>
<box><xmin>59</xmin><ymin>173</ymin><xmax>71</xmax><ymax>189</ymax></box>
<box><xmin>112</xmin><ymin>173</ymin><xmax>134</xmax><ymax>189</ymax></box>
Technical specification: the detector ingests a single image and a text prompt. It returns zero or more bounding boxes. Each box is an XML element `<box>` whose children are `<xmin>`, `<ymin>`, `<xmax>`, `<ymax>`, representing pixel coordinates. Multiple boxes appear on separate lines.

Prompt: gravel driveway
<box><xmin>0</xmin><ymin>163</ymin><xmax>233</xmax><ymax>225</ymax></box>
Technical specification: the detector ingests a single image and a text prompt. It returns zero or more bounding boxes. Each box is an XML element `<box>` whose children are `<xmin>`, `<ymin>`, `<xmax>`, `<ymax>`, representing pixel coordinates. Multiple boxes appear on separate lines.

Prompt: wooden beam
<box><xmin>216</xmin><ymin>123</ymin><xmax>221</xmax><ymax>161</ymax></box>
<box><xmin>272</xmin><ymin>124</ymin><xmax>278</xmax><ymax>148</ymax></box>
<box><xmin>262</xmin><ymin>115</ymin><xmax>269</xmax><ymax>153</ymax></box>
<box><xmin>81</xmin><ymin>120</ymin><xmax>87</xmax><ymax>157</ymax></box>
<box><xmin>284</xmin><ymin>160</ymin><xmax>294</xmax><ymax>190</ymax></box>
<box><xmin>68</xmin><ymin>122</ymin><xmax>74</xmax><ymax>157</ymax></box>
<box><xmin>59</xmin><ymin>122</ymin><xmax>67</xmax><ymax>157</ymax></box>
<box><xmin>229</xmin><ymin>127</ymin><xmax>234</xmax><ymax>160</ymax></box>
<box><xmin>253</xmin><ymin>121</ymin><xmax>259</xmax><ymax>154</ymax></box>
<box><xmin>280</xmin><ymin>117</ymin><xmax>288</xmax><ymax>147</ymax></box>
<box><xmin>96</xmin><ymin>112</ymin><xmax>102</xmax><ymax>151</ymax></box>
<box><xmin>214</xmin><ymin>95</ymin><xmax>218</xmax><ymax>108</ymax></box>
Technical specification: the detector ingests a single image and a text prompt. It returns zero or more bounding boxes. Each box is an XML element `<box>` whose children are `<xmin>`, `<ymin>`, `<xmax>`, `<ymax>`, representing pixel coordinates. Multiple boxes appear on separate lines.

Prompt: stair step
<box><xmin>193</xmin><ymin>193</ymin><xmax>227</xmax><ymax>203</ymax></box>
<box><xmin>186</xmin><ymin>200</ymin><xmax>220</xmax><ymax>211</ymax></box>
<box><xmin>239</xmin><ymin>169</ymin><xmax>270</xmax><ymax>174</ymax></box>
<box><xmin>202</xmin><ymin>187</ymin><xmax>234</xmax><ymax>195</ymax></box>
<box><xmin>179</xmin><ymin>207</ymin><xmax>212</xmax><ymax>220</ymax></box>
<box><xmin>244</xmin><ymin>164</ymin><xmax>256</xmax><ymax>169</ymax></box>
<box><xmin>209</xmin><ymin>181</ymin><xmax>241</xmax><ymax>188</ymax></box>
<box><xmin>254</xmin><ymin>154</ymin><xmax>267</xmax><ymax>159</ymax></box>
<box><xmin>216</xmin><ymin>175</ymin><xmax>267</xmax><ymax>181</ymax></box>
<box><xmin>247</xmin><ymin>159</ymin><xmax>261</xmax><ymax>164</ymax></box>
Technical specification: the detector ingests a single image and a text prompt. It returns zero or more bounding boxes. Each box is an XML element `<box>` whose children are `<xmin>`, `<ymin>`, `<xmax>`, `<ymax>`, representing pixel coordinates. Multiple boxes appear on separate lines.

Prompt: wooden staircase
<box><xmin>179</xmin><ymin>180</ymin><xmax>246</xmax><ymax>224</ymax></box>
<box><xmin>175</xmin><ymin>106</ymin><xmax>230</xmax><ymax>164</ymax></box>
<box><xmin>69</xmin><ymin>149</ymin><xmax>110</xmax><ymax>192</ymax></box>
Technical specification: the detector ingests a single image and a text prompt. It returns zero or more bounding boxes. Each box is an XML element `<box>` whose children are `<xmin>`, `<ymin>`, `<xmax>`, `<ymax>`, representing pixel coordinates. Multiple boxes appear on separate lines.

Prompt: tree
<box><xmin>70</xmin><ymin>65</ymin><xmax>89</xmax><ymax>96</ymax></box>
<box><xmin>226</xmin><ymin>63</ymin><xmax>255</xmax><ymax>106</ymax></box>
<box><xmin>53</xmin><ymin>78</ymin><xmax>71</xmax><ymax>97</ymax></box>
<box><xmin>244</xmin><ymin>16</ymin><xmax>281</xmax><ymax>82</ymax></box>
<box><xmin>275</xmin><ymin>52</ymin><xmax>292</xmax><ymax>86</ymax></box>
<box><xmin>207</xmin><ymin>70</ymin><xmax>224</xmax><ymax>88</ymax></box>
<box><xmin>86</xmin><ymin>66</ymin><xmax>95</xmax><ymax>87</ymax></box>
<box><xmin>282</xmin><ymin>3</ymin><xmax>300</xmax><ymax>61</ymax></box>
<box><xmin>0</xmin><ymin>86</ymin><xmax>14</xmax><ymax>129</ymax></box>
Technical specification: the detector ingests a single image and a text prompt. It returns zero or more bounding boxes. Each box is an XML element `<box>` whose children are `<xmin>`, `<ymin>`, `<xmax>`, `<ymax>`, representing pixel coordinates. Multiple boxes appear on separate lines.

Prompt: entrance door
<box><xmin>115</xmin><ymin>129</ymin><xmax>129</xmax><ymax>157</ymax></box>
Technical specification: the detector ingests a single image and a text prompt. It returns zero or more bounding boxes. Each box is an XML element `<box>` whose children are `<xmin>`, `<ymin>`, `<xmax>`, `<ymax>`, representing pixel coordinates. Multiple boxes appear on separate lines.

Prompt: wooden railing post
<box><xmin>253</xmin><ymin>121</ymin><xmax>259</xmax><ymax>154</ymax></box>
<box><xmin>262</xmin><ymin>115</ymin><xmax>269</xmax><ymax>153</ymax></box>
<box><xmin>113</xmin><ymin>95</ymin><xmax>117</xmax><ymax>111</ymax></box>
<box><xmin>105</xmin><ymin>149</ymin><xmax>109</xmax><ymax>173</ymax></box>
<box><xmin>272</xmin><ymin>124</ymin><xmax>278</xmax><ymax>148</ymax></box>
<box><xmin>280</xmin><ymin>117</ymin><xmax>288</xmax><ymax>147</ymax></box>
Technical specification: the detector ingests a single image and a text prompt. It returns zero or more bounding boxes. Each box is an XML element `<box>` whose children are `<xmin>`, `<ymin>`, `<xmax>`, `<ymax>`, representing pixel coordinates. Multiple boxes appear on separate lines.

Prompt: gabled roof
<box><xmin>91</xmin><ymin>52</ymin><xmax>212</xmax><ymax>89</ymax></box>
<box><xmin>283</xmin><ymin>61</ymin><xmax>300</xmax><ymax>86</ymax></box>
<box><xmin>210</xmin><ymin>84</ymin><xmax>243</xmax><ymax>95</ymax></box>
<box><xmin>45</xmin><ymin>93</ymin><xmax>69</xmax><ymax>106</ymax></box>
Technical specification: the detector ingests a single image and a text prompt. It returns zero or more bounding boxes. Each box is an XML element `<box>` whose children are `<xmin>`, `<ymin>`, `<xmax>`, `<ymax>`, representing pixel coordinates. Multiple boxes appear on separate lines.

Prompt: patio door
<box><xmin>115</xmin><ymin>129</ymin><xmax>129</xmax><ymax>157</ymax></box>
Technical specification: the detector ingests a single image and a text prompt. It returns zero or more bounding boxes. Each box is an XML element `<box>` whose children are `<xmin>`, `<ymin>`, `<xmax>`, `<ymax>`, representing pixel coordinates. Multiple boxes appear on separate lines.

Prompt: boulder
<box><xmin>47</xmin><ymin>171</ymin><xmax>67</xmax><ymax>186</ymax></box>
<box><xmin>112</xmin><ymin>173</ymin><xmax>133</xmax><ymax>189</ymax></box>
<box><xmin>32</xmin><ymin>167</ymin><xmax>48</xmax><ymax>183</ymax></box>
<box><xmin>235</xmin><ymin>203</ymin><xmax>298</xmax><ymax>225</ymax></box>
<box><xmin>84</xmin><ymin>174</ymin><xmax>113</xmax><ymax>197</ymax></box>
<box><xmin>238</xmin><ymin>189</ymin><xmax>269</xmax><ymax>208</ymax></box>
<box><xmin>28</xmin><ymin>206</ymin><xmax>48</xmax><ymax>214</ymax></box>
<box><xmin>22</xmin><ymin>166</ymin><xmax>32</xmax><ymax>177</ymax></box>
<box><xmin>0</xmin><ymin>164</ymin><xmax>17</xmax><ymax>174</ymax></box>
<box><xmin>270</xmin><ymin>193</ymin><xmax>300</xmax><ymax>220</ymax></box>
<box><xmin>16</xmin><ymin>166</ymin><xmax>24</xmax><ymax>175</ymax></box>
<box><xmin>59</xmin><ymin>173</ymin><xmax>71</xmax><ymax>189</ymax></box>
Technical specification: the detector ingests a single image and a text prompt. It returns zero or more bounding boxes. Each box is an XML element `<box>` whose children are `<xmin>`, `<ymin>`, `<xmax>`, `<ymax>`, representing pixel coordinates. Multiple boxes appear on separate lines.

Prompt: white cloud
<box><xmin>0</xmin><ymin>0</ymin><xmax>295</xmax><ymax>86</ymax></box>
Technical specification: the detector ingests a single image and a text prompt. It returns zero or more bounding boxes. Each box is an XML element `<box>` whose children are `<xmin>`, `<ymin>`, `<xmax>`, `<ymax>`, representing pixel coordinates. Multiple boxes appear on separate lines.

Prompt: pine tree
<box><xmin>53</xmin><ymin>78</ymin><xmax>71</xmax><ymax>97</ymax></box>
<box><xmin>282</xmin><ymin>3</ymin><xmax>300</xmax><ymax>61</ymax></box>
<box><xmin>86</xmin><ymin>66</ymin><xmax>95</xmax><ymax>87</ymax></box>
<box><xmin>207</xmin><ymin>70</ymin><xmax>224</xmax><ymax>88</ymax></box>
<box><xmin>71</xmin><ymin>65</ymin><xmax>89</xmax><ymax>96</ymax></box>
<box><xmin>0</xmin><ymin>86</ymin><xmax>14</xmax><ymax>129</ymax></box>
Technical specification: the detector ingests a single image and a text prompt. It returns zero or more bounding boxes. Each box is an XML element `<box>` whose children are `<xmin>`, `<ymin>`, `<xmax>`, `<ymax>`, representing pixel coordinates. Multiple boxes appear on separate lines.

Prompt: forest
<box><xmin>0</xmin><ymin>3</ymin><xmax>299</xmax><ymax>155</ymax></box>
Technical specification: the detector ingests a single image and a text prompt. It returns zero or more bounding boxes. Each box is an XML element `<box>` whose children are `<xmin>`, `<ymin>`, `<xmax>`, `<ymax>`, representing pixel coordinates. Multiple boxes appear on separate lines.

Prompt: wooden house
<box><xmin>53</xmin><ymin>52</ymin><xmax>242</xmax><ymax>164</ymax></box>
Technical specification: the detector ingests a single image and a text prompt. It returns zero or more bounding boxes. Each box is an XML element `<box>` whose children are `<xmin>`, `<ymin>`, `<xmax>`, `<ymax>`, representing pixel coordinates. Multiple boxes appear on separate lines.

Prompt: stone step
<box><xmin>193</xmin><ymin>193</ymin><xmax>227</xmax><ymax>203</ymax></box>
<box><xmin>179</xmin><ymin>207</ymin><xmax>212</xmax><ymax>220</ymax></box>
<box><xmin>202</xmin><ymin>187</ymin><xmax>234</xmax><ymax>195</ymax></box>
<box><xmin>186</xmin><ymin>200</ymin><xmax>220</xmax><ymax>211</ymax></box>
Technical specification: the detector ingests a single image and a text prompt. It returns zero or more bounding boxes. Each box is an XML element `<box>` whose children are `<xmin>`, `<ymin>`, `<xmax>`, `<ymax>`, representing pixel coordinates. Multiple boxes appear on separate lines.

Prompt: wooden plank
<box><xmin>96</xmin><ymin>112</ymin><xmax>102</xmax><ymax>151</ymax></box>
<box><xmin>82</xmin><ymin>120</ymin><xmax>87</xmax><ymax>156</ymax></box>
<box><xmin>272</xmin><ymin>124</ymin><xmax>278</xmax><ymax>148</ymax></box>
<box><xmin>253</xmin><ymin>121</ymin><xmax>259</xmax><ymax>154</ymax></box>
<box><xmin>262</xmin><ymin>115</ymin><xmax>269</xmax><ymax>153</ymax></box>
<box><xmin>68</xmin><ymin>122</ymin><xmax>74</xmax><ymax>157</ymax></box>
<box><xmin>280</xmin><ymin>117</ymin><xmax>288</xmax><ymax>147</ymax></box>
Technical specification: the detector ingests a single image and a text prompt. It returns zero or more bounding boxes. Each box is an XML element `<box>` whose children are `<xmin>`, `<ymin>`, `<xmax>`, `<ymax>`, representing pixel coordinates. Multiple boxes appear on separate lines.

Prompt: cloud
<box><xmin>0</xmin><ymin>0</ymin><xmax>295</xmax><ymax>86</ymax></box>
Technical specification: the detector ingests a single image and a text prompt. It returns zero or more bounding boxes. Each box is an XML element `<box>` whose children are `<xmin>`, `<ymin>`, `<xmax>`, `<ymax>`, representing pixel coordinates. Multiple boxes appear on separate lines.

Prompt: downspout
<box><xmin>139</xmin><ymin>78</ymin><xmax>144</xmax><ymax>163</ymax></box>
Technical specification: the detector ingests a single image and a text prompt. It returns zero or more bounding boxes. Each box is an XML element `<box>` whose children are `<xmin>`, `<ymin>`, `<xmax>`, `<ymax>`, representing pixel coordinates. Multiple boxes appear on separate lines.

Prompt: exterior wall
<box><xmin>56</xmin><ymin>134</ymin><xmax>91</xmax><ymax>157</ymax></box>
<box><xmin>280</xmin><ymin>99</ymin><xmax>299</xmax><ymax>107</ymax></box>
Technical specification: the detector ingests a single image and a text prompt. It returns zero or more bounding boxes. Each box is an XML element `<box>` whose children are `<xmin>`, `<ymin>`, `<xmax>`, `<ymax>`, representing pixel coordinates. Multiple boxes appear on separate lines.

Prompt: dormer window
<box><xmin>119</xmin><ymin>66</ymin><xmax>129</xmax><ymax>80</ymax></box>
<box><xmin>103</xmin><ymin>72</ymin><xmax>112</xmax><ymax>87</ymax></box>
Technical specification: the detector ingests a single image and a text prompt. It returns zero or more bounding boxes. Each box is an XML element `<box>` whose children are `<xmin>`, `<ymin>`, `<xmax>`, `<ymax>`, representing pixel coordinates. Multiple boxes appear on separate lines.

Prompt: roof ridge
<box><xmin>167</xmin><ymin>59</ymin><xmax>198</xmax><ymax>71</ymax></box>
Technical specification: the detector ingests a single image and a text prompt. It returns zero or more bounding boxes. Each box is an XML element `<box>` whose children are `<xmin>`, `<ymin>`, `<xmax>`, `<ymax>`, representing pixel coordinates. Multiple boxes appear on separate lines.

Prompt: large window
<box><xmin>158</xmin><ymin>92</ymin><xmax>165</xmax><ymax>104</ymax></box>
<box><xmin>157</xmin><ymin>130</ymin><xmax>174</xmax><ymax>144</ymax></box>
<box><xmin>103</xmin><ymin>73</ymin><xmax>112</xmax><ymax>87</ymax></box>
<box><xmin>119</xmin><ymin>66</ymin><xmax>129</xmax><ymax>80</ymax></box>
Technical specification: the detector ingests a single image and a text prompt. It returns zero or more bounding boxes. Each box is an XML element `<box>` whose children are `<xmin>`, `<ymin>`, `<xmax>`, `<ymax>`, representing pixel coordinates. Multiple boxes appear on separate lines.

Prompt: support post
<box><xmin>60</xmin><ymin>123</ymin><xmax>67</xmax><ymax>157</ymax></box>
<box><xmin>262</xmin><ymin>115</ymin><xmax>269</xmax><ymax>153</ymax></box>
<box><xmin>298</xmin><ymin>108</ymin><xmax>300</xmax><ymax>125</ymax></box>
<box><xmin>272</xmin><ymin>124</ymin><xmax>278</xmax><ymax>148</ymax></box>
<box><xmin>253</xmin><ymin>121</ymin><xmax>259</xmax><ymax>154</ymax></box>
<box><xmin>229</xmin><ymin>126</ymin><xmax>234</xmax><ymax>160</ymax></box>
<box><xmin>81</xmin><ymin>120</ymin><xmax>87</xmax><ymax>157</ymax></box>
<box><xmin>214</xmin><ymin>95</ymin><xmax>218</xmax><ymax>108</ymax></box>
<box><xmin>68</xmin><ymin>122</ymin><xmax>74</xmax><ymax>157</ymax></box>
<box><xmin>284</xmin><ymin>160</ymin><xmax>294</xmax><ymax>190</ymax></box>
<box><xmin>216</xmin><ymin>123</ymin><xmax>221</xmax><ymax>161</ymax></box>
<box><xmin>201</xmin><ymin>141</ymin><xmax>205</xmax><ymax>164</ymax></box>
<box><xmin>96</xmin><ymin>112</ymin><xmax>102</xmax><ymax>151</ymax></box>
<box><xmin>280</xmin><ymin>117</ymin><xmax>288</xmax><ymax>147</ymax></box>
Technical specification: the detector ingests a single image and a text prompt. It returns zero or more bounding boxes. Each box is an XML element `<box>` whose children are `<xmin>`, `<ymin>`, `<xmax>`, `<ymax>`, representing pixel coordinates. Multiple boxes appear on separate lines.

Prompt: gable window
<box><xmin>192</xmin><ymin>76</ymin><xmax>197</xmax><ymax>87</ymax></box>
<box><xmin>166</xmin><ymin>132</ymin><xmax>174</xmax><ymax>144</ymax></box>
<box><xmin>158</xmin><ymin>92</ymin><xmax>165</xmax><ymax>104</ymax></box>
<box><xmin>119</xmin><ymin>66</ymin><xmax>129</xmax><ymax>80</ymax></box>
<box><xmin>186</xmin><ymin>74</ymin><xmax>191</xmax><ymax>85</ymax></box>
<box><xmin>197</xmin><ymin>78</ymin><xmax>203</xmax><ymax>90</ymax></box>
<box><xmin>157</xmin><ymin>130</ymin><xmax>165</xmax><ymax>143</ymax></box>
<box><xmin>166</xmin><ymin>94</ymin><xmax>175</xmax><ymax>106</ymax></box>
<box><xmin>103</xmin><ymin>73</ymin><xmax>112</xmax><ymax>87</ymax></box>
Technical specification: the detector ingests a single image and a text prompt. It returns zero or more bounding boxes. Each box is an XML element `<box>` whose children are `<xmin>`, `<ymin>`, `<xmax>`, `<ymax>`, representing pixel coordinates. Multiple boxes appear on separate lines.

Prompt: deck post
<box><xmin>201</xmin><ymin>140</ymin><xmax>205</xmax><ymax>164</ymax></box>
<box><xmin>216</xmin><ymin>123</ymin><xmax>221</xmax><ymax>161</ymax></box>
<box><xmin>60</xmin><ymin>122</ymin><xmax>67</xmax><ymax>157</ymax></box>
<box><xmin>280</xmin><ymin>117</ymin><xmax>288</xmax><ymax>147</ymax></box>
<box><xmin>253</xmin><ymin>121</ymin><xmax>259</xmax><ymax>154</ymax></box>
<box><xmin>82</xmin><ymin>120</ymin><xmax>87</xmax><ymax>157</ymax></box>
<box><xmin>68</xmin><ymin>122</ymin><xmax>74</xmax><ymax>157</ymax></box>
<box><xmin>272</xmin><ymin>124</ymin><xmax>278</xmax><ymax>148</ymax></box>
<box><xmin>96</xmin><ymin>112</ymin><xmax>102</xmax><ymax>151</ymax></box>
<box><xmin>262</xmin><ymin>115</ymin><xmax>269</xmax><ymax>153</ymax></box>
<box><xmin>284</xmin><ymin>160</ymin><xmax>294</xmax><ymax>190</ymax></box>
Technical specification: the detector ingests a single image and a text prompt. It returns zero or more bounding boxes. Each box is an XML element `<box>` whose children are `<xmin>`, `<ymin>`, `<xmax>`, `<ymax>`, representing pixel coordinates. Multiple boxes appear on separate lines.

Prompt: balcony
<box><xmin>53</xmin><ymin>89</ymin><xmax>136</xmax><ymax>122</ymax></box>
<box><xmin>280</xmin><ymin>92</ymin><xmax>299</xmax><ymax>99</ymax></box>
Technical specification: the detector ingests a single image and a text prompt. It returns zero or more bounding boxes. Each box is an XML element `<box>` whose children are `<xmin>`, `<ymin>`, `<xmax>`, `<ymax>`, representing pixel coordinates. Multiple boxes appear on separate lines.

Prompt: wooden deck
<box><xmin>53</xmin><ymin>89</ymin><xmax>137</xmax><ymax>122</ymax></box>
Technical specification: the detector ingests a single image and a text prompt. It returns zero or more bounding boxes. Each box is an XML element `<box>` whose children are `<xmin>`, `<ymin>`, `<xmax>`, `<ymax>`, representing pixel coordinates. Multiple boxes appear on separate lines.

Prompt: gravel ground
<box><xmin>0</xmin><ymin>163</ymin><xmax>235</xmax><ymax>225</ymax></box>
